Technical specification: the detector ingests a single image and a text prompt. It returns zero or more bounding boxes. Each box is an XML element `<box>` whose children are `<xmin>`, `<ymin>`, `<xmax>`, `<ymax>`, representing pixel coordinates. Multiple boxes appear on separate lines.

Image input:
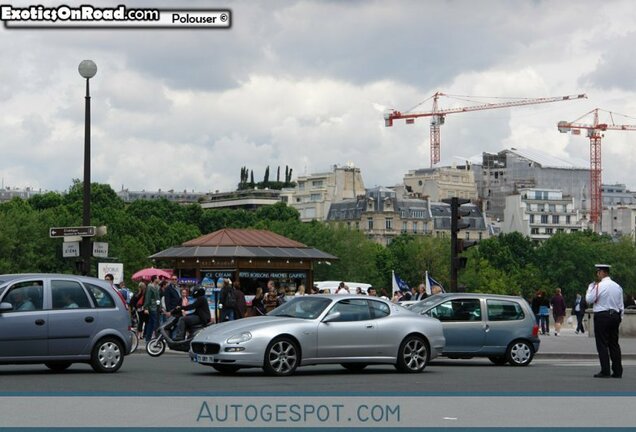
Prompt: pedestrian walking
<box><xmin>264</xmin><ymin>281</ymin><xmax>278</xmax><ymax>312</ymax></box>
<box><xmin>550</xmin><ymin>288</ymin><xmax>567</xmax><ymax>336</ymax></box>
<box><xmin>219</xmin><ymin>279</ymin><xmax>237</xmax><ymax>322</ymax></box>
<box><xmin>118</xmin><ymin>281</ymin><xmax>132</xmax><ymax>304</ymax></box>
<box><xmin>252</xmin><ymin>287</ymin><xmax>267</xmax><ymax>316</ymax></box>
<box><xmin>234</xmin><ymin>280</ymin><xmax>246</xmax><ymax>319</ymax></box>
<box><xmin>572</xmin><ymin>293</ymin><xmax>587</xmax><ymax>334</ymax></box>
<box><xmin>142</xmin><ymin>275</ymin><xmax>161</xmax><ymax>342</ymax></box>
<box><xmin>531</xmin><ymin>290</ymin><xmax>542</xmax><ymax>329</ymax></box>
<box><xmin>532</xmin><ymin>290</ymin><xmax>550</xmax><ymax>335</ymax></box>
<box><xmin>130</xmin><ymin>282</ymin><xmax>147</xmax><ymax>338</ymax></box>
<box><xmin>164</xmin><ymin>275</ymin><xmax>181</xmax><ymax>314</ymax></box>
<box><xmin>585</xmin><ymin>264</ymin><xmax>624</xmax><ymax>378</ymax></box>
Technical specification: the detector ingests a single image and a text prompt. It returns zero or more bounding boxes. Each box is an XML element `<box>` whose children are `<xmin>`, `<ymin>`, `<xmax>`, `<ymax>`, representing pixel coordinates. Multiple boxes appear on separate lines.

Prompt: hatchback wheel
<box><xmin>396</xmin><ymin>335</ymin><xmax>428</xmax><ymax>373</ymax></box>
<box><xmin>506</xmin><ymin>340</ymin><xmax>534</xmax><ymax>366</ymax></box>
<box><xmin>90</xmin><ymin>337</ymin><xmax>124</xmax><ymax>373</ymax></box>
<box><xmin>263</xmin><ymin>337</ymin><xmax>299</xmax><ymax>376</ymax></box>
<box><xmin>45</xmin><ymin>362</ymin><xmax>72</xmax><ymax>372</ymax></box>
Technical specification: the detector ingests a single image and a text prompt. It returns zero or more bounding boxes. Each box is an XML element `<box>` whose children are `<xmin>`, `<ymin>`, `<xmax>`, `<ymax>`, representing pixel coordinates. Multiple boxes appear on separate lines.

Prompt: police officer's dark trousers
<box><xmin>594</xmin><ymin>310</ymin><xmax>623</xmax><ymax>376</ymax></box>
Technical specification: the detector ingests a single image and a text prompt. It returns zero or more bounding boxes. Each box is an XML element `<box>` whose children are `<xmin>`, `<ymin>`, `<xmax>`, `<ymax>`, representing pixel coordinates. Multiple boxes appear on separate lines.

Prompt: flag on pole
<box><xmin>424</xmin><ymin>271</ymin><xmax>445</xmax><ymax>295</ymax></box>
<box><xmin>391</xmin><ymin>270</ymin><xmax>410</xmax><ymax>294</ymax></box>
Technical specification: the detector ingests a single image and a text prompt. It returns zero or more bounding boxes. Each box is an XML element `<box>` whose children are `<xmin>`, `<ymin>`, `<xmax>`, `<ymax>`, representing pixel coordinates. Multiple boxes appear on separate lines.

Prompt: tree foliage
<box><xmin>1</xmin><ymin>181</ymin><xmax>635</xmax><ymax>303</ymax></box>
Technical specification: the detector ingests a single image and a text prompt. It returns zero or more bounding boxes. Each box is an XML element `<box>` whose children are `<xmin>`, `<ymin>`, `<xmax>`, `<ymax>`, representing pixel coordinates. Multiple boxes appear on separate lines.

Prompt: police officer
<box><xmin>585</xmin><ymin>264</ymin><xmax>624</xmax><ymax>378</ymax></box>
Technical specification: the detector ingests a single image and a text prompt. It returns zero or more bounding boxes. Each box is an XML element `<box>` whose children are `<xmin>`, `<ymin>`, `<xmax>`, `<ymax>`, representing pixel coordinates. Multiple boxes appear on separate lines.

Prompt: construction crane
<box><xmin>558</xmin><ymin>108</ymin><xmax>636</xmax><ymax>228</ymax></box>
<box><xmin>384</xmin><ymin>92</ymin><xmax>587</xmax><ymax>167</ymax></box>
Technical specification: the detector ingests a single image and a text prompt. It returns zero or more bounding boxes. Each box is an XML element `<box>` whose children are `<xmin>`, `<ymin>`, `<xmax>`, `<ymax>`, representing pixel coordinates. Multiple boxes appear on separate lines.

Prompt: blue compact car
<box><xmin>0</xmin><ymin>274</ymin><xmax>132</xmax><ymax>372</ymax></box>
<box><xmin>408</xmin><ymin>293</ymin><xmax>540</xmax><ymax>366</ymax></box>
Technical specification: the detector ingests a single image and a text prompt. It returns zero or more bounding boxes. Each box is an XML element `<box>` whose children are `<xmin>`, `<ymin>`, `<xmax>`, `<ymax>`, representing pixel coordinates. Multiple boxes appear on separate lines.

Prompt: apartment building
<box><xmin>0</xmin><ymin>186</ymin><xmax>47</xmax><ymax>202</ymax></box>
<box><xmin>280</xmin><ymin>164</ymin><xmax>366</xmax><ymax>222</ymax></box>
<box><xmin>601</xmin><ymin>206</ymin><xmax>636</xmax><ymax>240</ymax></box>
<box><xmin>503</xmin><ymin>188</ymin><xmax>585</xmax><ymax>241</ymax></box>
<box><xmin>602</xmin><ymin>184</ymin><xmax>636</xmax><ymax>207</ymax></box>
<box><xmin>473</xmin><ymin>148</ymin><xmax>589</xmax><ymax>222</ymax></box>
<box><xmin>116</xmin><ymin>188</ymin><xmax>206</xmax><ymax>204</ymax></box>
<box><xmin>327</xmin><ymin>186</ymin><xmax>489</xmax><ymax>246</ymax></box>
<box><xmin>403</xmin><ymin>165</ymin><xmax>478</xmax><ymax>202</ymax></box>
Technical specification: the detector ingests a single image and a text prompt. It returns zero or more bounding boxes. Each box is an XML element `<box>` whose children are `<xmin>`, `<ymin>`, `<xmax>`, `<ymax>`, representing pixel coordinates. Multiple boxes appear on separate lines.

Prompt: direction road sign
<box><xmin>49</xmin><ymin>226</ymin><xmax>96</xmax><ymax>238</ymax></box>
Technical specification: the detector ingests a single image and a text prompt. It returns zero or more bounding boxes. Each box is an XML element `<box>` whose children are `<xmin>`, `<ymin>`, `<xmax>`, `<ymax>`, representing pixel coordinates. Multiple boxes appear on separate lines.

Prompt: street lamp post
<box><xmin>78</xmin><ymin>60</ymin><xmax>97</xmax><ymax>276</ymax></box>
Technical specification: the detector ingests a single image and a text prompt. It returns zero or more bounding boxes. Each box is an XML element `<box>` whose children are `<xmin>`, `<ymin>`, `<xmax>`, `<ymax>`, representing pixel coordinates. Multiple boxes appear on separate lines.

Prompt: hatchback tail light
<box><xmin>532</xmin><ymin>324</ymin><xmax>539</xmax><ymax>337</ymax></box>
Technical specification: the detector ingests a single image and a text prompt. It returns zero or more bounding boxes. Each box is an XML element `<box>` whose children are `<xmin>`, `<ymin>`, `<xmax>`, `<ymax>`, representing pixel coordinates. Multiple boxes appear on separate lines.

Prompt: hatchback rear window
<box><xmin>487</xmin><ymin>299</ymin><xmax>524</xmax><ymax>321</ymax></box>
<box><xmin>85</xmin><ymin>283</ymin><xmax>115</xmax><ymax>308</ymax></box>
<box><xmin>52</xmin><ymin>280</ymin><xmax>91</xmax><ymax>309</ymax></box>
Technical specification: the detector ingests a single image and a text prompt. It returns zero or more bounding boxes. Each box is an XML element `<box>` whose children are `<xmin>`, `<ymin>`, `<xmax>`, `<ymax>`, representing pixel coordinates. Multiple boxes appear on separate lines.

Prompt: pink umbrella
<box><xmin>131</xmin><ymin>267</ymin><xmax>172</xmax><ymax>282</ymax></box>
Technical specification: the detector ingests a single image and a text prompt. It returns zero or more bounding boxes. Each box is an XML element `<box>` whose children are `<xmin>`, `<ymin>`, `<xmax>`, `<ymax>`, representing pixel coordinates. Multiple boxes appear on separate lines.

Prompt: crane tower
<box><xmin>384</xmin><ymin>92</ymin><xmax>587</xmax><ymax>167</ymax></box>
<box><xmin>558</xmin><ymin>108</ymin><xmax>636</xmax><ymax>228</ymax></box>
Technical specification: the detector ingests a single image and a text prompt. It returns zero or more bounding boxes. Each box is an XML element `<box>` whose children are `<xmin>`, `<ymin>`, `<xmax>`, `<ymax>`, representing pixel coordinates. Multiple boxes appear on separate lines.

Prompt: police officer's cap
<box><xmin>595</xmin><ymin>264</ymin><xmax>611</xmax><ymax>272</ymax></box>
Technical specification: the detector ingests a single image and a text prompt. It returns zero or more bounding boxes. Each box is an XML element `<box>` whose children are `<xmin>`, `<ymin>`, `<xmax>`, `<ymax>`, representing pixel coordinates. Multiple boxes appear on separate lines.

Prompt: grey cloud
<box><xmin>580</xmin><ymin>32</ymin><xmax>636</xmax><ymax>92</ymax></box>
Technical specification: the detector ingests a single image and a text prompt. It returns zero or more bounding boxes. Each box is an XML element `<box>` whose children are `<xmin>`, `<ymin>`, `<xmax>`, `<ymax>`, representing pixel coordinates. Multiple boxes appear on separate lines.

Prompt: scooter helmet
<box><xmin>192</xmin><ymin>287</ymin><xmax>206</xmax><ymax>298</ymax></box>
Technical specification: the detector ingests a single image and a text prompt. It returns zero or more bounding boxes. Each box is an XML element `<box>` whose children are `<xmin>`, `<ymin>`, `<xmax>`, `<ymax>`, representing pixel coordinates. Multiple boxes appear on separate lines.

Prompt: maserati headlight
<box><xmin>226</xmin><ymin>332</ymin><xmax>252</xmax><ymax>344</ymax></box>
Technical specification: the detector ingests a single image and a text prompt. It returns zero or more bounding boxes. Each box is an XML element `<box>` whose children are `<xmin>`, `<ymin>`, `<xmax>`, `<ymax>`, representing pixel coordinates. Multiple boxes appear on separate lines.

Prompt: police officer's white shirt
<box><xmin>585</xmin><ymin>276</ymin><xmax>624</xmax><ymax>316</ymax></box>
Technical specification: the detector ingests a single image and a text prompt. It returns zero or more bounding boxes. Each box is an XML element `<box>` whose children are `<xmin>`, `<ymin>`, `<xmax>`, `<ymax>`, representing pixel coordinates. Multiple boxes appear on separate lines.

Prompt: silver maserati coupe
<box><xmin>189</xmin><ymin>294</ymin><xmax>445</xmax><ymax>376</ymax></box>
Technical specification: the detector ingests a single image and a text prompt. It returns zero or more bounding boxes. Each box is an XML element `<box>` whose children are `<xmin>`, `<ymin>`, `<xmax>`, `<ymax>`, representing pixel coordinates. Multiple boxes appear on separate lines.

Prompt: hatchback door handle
<box><xmin>366</xmin><ymin>325</ymin><xmax>374</xmax><ymax>329</ymax></box>
<box><xmin>84</xmin><ymin>316</ymin><xmax>95</xmax><ymax>323</ymax></box>
<box><xmin>35</xmin><ymin>319</ymin><xmax>45</xmax><ymax>326</ymax></box>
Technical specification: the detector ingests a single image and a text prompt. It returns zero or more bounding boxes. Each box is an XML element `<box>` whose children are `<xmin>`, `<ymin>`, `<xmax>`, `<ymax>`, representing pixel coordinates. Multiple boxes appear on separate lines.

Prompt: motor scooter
<box><xmin>146</xmin><ymin>308</ymin><xmax>209</xmax><ymax>357</ymax></box>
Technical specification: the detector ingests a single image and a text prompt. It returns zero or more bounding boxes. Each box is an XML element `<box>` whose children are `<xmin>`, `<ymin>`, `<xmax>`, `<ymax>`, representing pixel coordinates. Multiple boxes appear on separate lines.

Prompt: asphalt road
<box><xmin>1</xmin><ymin>352</ymin><xmax>634</xmax><ymax>394</ymax></box>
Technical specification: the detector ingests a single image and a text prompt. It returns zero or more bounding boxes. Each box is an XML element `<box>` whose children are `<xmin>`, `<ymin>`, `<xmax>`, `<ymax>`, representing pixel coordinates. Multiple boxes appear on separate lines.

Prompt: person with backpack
<box><xmin>119</xmin><ymin>281</ymin><xmax>132</xmax><ymax>304</ymax></box>
<box><xmin>219</xmin><ymin>279</ymin><xmax>237</xmax><ymax>322</ymax></box>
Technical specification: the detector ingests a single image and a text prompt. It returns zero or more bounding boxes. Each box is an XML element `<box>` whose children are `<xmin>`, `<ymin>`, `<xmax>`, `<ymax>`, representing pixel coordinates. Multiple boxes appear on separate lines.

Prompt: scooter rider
<box><xmin>174</xmin><ymin>287</ymin><xmax>211</xmax><ymax>340</ymax></box>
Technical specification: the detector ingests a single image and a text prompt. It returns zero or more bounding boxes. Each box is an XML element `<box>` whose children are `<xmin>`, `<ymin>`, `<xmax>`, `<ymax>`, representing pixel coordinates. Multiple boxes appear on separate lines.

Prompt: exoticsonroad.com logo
<box><xmin>0</xmin><ymin>4</ymin><xmax>231</xmax><ymax>29</ymax></box>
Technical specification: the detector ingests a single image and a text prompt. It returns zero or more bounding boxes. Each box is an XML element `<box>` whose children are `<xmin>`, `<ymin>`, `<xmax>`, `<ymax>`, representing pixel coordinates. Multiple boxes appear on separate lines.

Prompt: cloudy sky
<box><xmin>2</xmin><ymin>0</ymin><xmax>636</xmax><ymax>195</ymax></box>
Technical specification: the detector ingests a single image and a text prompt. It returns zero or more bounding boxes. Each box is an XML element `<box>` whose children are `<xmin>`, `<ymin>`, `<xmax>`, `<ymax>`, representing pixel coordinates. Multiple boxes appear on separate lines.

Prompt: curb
<box><xmin>536</xmin><ymin>353</ymin><xmax>636</xmax><ymax>359</ymax></box>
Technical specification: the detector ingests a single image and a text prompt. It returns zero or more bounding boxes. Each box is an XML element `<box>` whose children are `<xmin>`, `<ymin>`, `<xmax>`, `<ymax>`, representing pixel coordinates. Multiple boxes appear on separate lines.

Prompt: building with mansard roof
<box><xmin>327</xmin><ymin>186</ymin><xmax>490</xmax><ymax>245</ymax></box>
